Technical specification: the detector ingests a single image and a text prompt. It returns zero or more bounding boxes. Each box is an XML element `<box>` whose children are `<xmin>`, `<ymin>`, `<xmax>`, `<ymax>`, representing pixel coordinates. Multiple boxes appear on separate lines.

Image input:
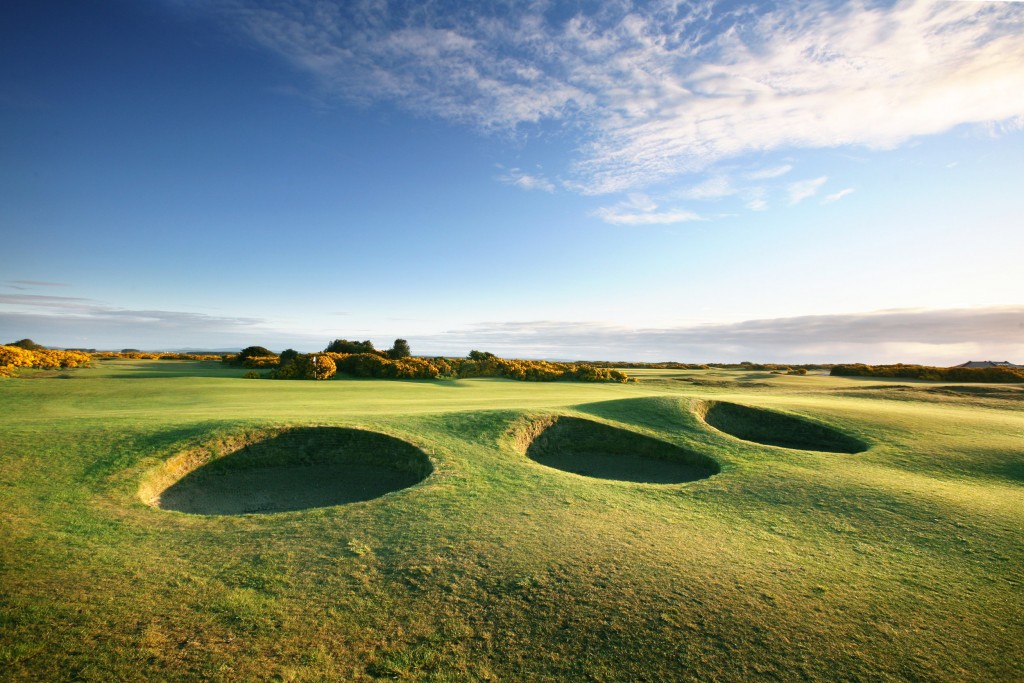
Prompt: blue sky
<box><xmin>2</xmin><ymin>0</ymin><xmax>1023</xmax><ymax>363</ymax></box>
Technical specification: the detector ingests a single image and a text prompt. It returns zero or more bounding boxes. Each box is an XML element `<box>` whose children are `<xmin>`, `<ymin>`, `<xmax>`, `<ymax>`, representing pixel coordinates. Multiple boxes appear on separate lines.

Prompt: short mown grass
<box><xmin>1</xmin><ymin>360</ymin><xmax>1022</xmax><ymax>681</ymax></box>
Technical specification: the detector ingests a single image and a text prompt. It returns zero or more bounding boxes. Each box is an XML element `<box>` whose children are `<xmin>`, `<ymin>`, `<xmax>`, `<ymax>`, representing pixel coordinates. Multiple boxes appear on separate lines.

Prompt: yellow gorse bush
<box><xmin>1</xmin><ymin>348</ymin><xmax>230</xmax><ymax>377</ymax></box>
<box><xmin>271</xmin><ymin>354</ymin><xmax>337</xmax><ymax>380</ymax></box>
<box><xmin>288</xmin><ymin>352</ymin><xmax>630</xmax><ymax>383</ymax></box>
<box><xmin>0</xmin><ymin>346</ymin><xmax>93</xmax><ymax>377</ymax></box>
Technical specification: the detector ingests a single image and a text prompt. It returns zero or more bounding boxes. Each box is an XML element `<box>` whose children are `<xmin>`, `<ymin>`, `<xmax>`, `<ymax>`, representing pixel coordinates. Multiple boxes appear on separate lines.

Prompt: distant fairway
<box><xmin>2</xmin><ymin>360</ymin><xmax>1022</xmax><ymax>681</ymax></box>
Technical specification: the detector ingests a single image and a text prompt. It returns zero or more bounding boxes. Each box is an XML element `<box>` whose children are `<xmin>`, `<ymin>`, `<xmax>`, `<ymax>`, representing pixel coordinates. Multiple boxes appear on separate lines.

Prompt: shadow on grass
<box><xmin>99</xmin><ymin>360</ymin><xmax>235</xmax><ymax>379</ymax></box>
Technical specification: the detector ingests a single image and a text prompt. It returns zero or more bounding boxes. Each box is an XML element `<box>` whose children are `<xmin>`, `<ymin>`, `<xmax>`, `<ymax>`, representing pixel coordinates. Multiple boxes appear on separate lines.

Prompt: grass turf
<box><xmin>1</xmin><ymin>360</ymin><xmax>1022</xmax><ymax>681</ymax></box>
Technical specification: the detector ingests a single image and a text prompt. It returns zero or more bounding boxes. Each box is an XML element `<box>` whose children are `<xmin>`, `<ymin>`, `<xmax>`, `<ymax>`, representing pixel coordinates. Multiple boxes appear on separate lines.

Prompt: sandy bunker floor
<box><xmin>159</xmin><ymin>463</ymin><xmax>424</xmax><ymax>515</ymax></box>
<box><xmin>530</xmin><ymin>449</ymin><xmax>715</xmax><ymax>483</ymax></box>
<box><xmin>154</xmin><ymin>427</ymin><xmax>431</xmax><ymax>515</ymax></box>
<box><xmin>524</xmin><ymin>416</ymin><xmax>719</xmax><ymax>484</ymax></box>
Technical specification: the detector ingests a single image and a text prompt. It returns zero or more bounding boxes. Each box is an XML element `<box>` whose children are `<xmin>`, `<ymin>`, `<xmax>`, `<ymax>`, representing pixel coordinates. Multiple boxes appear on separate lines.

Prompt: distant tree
<box><xmin>279</xmin><ymin>348</ymin><xmax>299</xmax><ymax>366</ymax></box>
<box><xmin>9</xmin><ymin>338</ymin><xmax>44</xmax><ymax>350</ymax></box>
<box><xmin>236</xmin><ymin>345</ymin><xmax>276</xmax><ymax>365</ymax></box>
<box><xmin>120</xmin><ymin>348</ymin><xmax>142</xmax><ymax>354</ymax></box>
<box><xmin>468</xmin><ymin>350</ymin><xmax>495</xmax><ymax>361</ymax></box>
<box><xmin>387</xmin><ymin>339</ymin><xmax>412</xmax><ymax>359</ymax></box>
<box><xmin>325</xmin><ymin>339</ymin><xmax>377</xmax><ymax>354</ymax></box>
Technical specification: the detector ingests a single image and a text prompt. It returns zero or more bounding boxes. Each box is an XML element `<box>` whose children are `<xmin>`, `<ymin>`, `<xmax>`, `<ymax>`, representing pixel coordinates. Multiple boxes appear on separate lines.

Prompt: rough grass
<box><xmin>1</xmin><ymin>360</ymin><xmax>1022</xmax><ymax>681</ymax></box>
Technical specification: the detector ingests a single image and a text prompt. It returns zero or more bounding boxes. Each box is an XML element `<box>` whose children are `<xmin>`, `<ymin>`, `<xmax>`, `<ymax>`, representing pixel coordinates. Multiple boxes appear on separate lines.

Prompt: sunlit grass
<box><xmin>1</xmin><ymin>361</ymin><xmax>1022</xmax><ymax>681</ymax></box>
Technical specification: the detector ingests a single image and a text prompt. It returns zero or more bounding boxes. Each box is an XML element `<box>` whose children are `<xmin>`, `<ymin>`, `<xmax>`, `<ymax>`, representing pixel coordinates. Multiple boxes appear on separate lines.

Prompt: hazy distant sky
<box><xmin>2</xmin><ymin>0</ymin><xmax>1023</xmax><ymax>363</ymax></box>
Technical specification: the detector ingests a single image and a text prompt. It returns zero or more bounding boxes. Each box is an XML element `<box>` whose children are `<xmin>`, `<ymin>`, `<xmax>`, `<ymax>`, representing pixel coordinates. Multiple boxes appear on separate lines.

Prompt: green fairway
<box><xmin>1</xmin><ymin>360</ymin><xmax>1022</xmax><ymax>681</ymax></box>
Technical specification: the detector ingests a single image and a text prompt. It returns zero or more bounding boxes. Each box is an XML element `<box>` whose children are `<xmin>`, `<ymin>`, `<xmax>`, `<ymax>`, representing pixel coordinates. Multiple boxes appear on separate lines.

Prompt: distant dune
<box><xmin>954</xmin><ymin>360</ymin><xmax>1023</xmax><ymax>369</ymax></box>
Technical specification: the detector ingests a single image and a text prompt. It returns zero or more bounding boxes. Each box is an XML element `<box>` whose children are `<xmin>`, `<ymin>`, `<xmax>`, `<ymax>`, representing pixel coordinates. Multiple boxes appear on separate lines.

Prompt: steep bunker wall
<box><xmin>519</xmin><ymin>416</ymin><xmax>719</xmax><ymax>484</ymax></box>
<box><xmin>142</xmin><ymin>427</ymin><xmax>432</xmax><ymax>515</ymax></box>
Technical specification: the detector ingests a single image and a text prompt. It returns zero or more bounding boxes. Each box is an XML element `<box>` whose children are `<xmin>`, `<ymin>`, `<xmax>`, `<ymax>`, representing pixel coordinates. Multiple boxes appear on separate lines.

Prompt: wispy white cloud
<box><xmin>743</xmin><ymin>187</ymin><xmax>769</xmax><ymax>211</ymax></box>
<box><xmin>592</xmin><ymin>194</ymin><xmax>703</xmax><ymax>225</ymax></box>
<box><xmin>0</xmin><ymin>293</ymin><xmax>286</xmax><ymax>350</ymax></box>
<box><xmin>822</xmin><ymin>187</ymin><xmax>855</xmax><ymax>204</ymax></box>
<box><xmin>788</xmin><ymin>176</ymin><xmax>828</xmax><ymax>205</ymax></box>
<box><xmin>594</xmin><ymin>208</ymin><xmax>704</xmax><ymax>226</ymax></box>
<box><xmin>672</xmin><ymin>176</ymin><xmax>736</xmax><ymax>201</ymax></box>
<box><xmin>745</xmin><ymin>165</ymin><xmax>794</xmax><ymax>180</ymax></box>
<box><xmin>6</xmin><ymin>292</ymin><xmax>1022</xmax><ymax>364</ymax></box>
<box><xmin>498</xmin><ymin>168</ymin><xmax>555</xmax><ymax>192</ymax></box>
<box><xmin>0</xmin><ymin>294</ymin><xmax>92</xmax><ymax>309</ymax></box>
<box><xmin>215</xmin><ymin>1</ymin><xmax>1024</xmax><ymax>195</ymax></box>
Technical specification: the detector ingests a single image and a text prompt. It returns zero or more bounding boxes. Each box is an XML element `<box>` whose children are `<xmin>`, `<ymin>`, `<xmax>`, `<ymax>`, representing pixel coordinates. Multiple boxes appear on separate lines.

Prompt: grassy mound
<box><xmin>698</xmin><ymin>400</ymin><xmax>867</xmax><ymax>453</ymax></box>
<box><xmin>518</xmin><ymin>415</ymin><xmax>719</xmax><ymax>483</ymax></box>
<box><xmin>144</xmin><ymin>427</ymin><xmax>432</xmax><ymax>515</ymax></box>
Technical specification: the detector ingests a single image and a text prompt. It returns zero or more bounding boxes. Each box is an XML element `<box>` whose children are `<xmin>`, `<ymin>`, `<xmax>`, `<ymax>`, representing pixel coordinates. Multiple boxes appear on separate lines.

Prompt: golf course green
<box><xmin>1</xmin><ymin>359</ymin><xmax>1022</xmax><ymax>681</ymax></box>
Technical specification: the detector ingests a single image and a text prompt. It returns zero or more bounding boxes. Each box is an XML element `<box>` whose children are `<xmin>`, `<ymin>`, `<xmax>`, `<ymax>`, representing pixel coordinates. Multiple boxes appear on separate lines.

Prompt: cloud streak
<box><xmin>4</xmin><ymin>293</ymin><xmax>1021</xmax><ymax>364</ymax></box>
<box><xmin>416</xmin><ymin>306</ymin><xmax>1024</xmax><ymax>364</ymax></box>
<box><xmin>0</xmin><ymin>293</ymin><xmax>289</xmax><ymax>349</ymax></box>
<box><xmin>498</xmin><ymin>169</ymin><xmax>556</xmax><ymax>192</ymax></box>
<box><xmin>745</xmin><ymin>165</ymin><xmax>794</xmax><ymax>181</ymax></box>
<box><xmin>216</xmin><ymin>0</ymin><xmax>1024</xmax><ymax>194</ymax></box>
<box><xmin>822</xmin><ymin>187</ymin><xmax>855</xmax><ymax>204</ymax></box>
<box><xmin>592</xmin><ymin>193</ymin><xmax>703</xmax><ymax>225</ymax></box>
<box><xmin>4</xmin><ymin>280</ymin><xmax>71</xmax><ymax>291</ymax></box>
<box><xmin>788</xmin><ymin>176</ymin><xmax>829</xmax><ymax>205</ymax></box>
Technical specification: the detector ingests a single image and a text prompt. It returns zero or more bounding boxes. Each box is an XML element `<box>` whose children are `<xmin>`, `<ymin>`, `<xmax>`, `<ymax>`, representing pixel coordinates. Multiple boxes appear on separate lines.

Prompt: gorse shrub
<box><xmin>0</xmin><ymin>345</ymin><xmax>92</xmax><ymax>377</ymax></box>
<box><xmin>830</xmin><ymin>363</ymin><xmax>1024</xmax><ymax>383</ymax></box>
<box><xmin>261</xmin><ymin>346</ymin><xmax>630</xmax><ymax>383</ymax></box>
<box><xmin>301</xmin><ymin>354</ymin><xmax>337</xmax><ymax>380</ymax></box>
<box><xmin>272</xmin><ymin>354</ymin><xmax>336</xmax><ymax>380</ymax></box>
<box><xmin>326</xmin><ymin>353</ymin><xmax>441</xmax><ymax>379</ymax></box>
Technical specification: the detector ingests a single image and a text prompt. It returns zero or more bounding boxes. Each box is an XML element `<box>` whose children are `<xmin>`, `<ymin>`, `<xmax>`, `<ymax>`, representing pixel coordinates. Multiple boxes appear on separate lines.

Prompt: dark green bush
<box><xmin>234</xmin><ymin>346</ymin><xmax>276</xmax><ymax>366</ymax></box>
<box><xmin>324</xmin><ymin>339</ymin><xmax>380</xmax><ymax>355</ymax></box>
<box><xmin>387</xmin><ymin>339</ymin><xmax>412</xmax><ymax>359</ymax></box>
<box><xmin>9</xmin><ymin>338</ymin><xmax>44</xmax><ymax>350</ymax></box>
